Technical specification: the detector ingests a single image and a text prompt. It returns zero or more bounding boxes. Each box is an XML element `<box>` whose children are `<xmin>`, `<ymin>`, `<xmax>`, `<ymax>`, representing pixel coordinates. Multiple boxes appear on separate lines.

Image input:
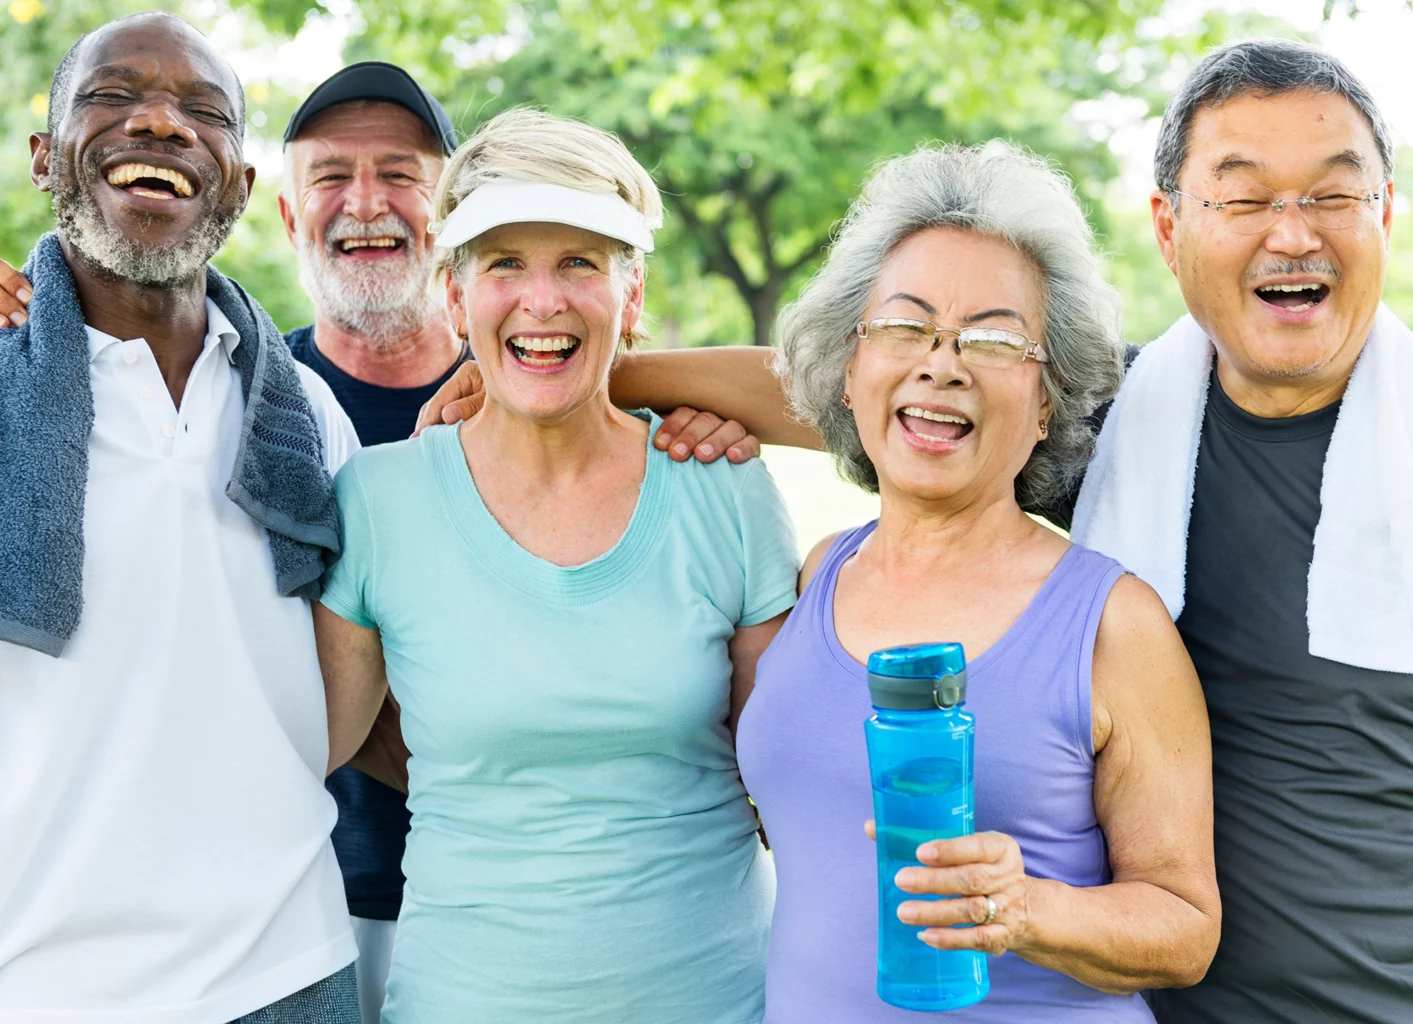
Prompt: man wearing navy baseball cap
<box><xmin>278</xmin><ymin>62</ymin><xmax>468</xmax><ymax>1024</ymax></box>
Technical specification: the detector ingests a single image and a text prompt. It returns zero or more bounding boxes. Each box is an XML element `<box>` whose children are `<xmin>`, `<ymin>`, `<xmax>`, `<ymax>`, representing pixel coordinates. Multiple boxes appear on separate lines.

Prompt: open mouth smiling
<box><xmin>334</xmin><ymin>236</ymin><xmax>407</xmax><ymax>258</ymax></box>
<box><xmin>1254</xmin><ymin>282</ymin><xmax>1330</xmax><ymax>314</ymax></box>
<box><xmin>104</xmin><ymin>161</ymin><xmax>196</xmax><ymax>201</ymax></box>
<box><xmin>898</xmin><ymin>406</ymin><xmax>974</xmax><ymax>445</ymax></box>
<box><xmin>507</xmin><ymin>334</ymin><xmax>581</xmax><ymax>370</ymax></box>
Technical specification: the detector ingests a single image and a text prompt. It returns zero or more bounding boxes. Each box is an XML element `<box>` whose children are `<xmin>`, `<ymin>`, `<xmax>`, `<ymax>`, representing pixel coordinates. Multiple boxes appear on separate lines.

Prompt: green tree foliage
<box><xmin>241</xmin><ymin>0</ymin><xmax>1198</xmax><ymax>345</ymax></box>
<box><xmin>4</xmin><ymin>0</ymin><xmax>1410</xmax><ymax>343</ymax></box>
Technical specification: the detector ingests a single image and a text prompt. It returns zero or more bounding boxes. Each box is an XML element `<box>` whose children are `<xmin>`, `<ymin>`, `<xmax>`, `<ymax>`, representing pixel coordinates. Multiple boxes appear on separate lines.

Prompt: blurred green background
<box><xmin>3</xmin><ymin>0</ymin><xmax>1411</xmax><ymax>350</ymax></box>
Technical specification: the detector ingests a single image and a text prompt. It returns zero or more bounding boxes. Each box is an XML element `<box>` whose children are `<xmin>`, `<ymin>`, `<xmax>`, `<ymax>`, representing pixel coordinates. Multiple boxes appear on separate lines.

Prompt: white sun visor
<box><xmin>434</xmin><ymin>178</ymin><xmax>655</xmax><ymax>253</ymax></box>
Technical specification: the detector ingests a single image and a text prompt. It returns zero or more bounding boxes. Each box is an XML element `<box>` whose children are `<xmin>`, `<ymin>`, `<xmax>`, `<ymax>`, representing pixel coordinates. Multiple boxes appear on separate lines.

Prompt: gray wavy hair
<box><xmin>776</xmin><ymin>141</ymin><xmax>1125</xmax><ymax>509</ymax></box>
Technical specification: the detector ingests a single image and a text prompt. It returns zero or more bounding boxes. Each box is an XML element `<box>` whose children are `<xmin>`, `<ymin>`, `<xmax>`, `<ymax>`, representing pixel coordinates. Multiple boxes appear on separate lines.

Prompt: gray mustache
<box><xmin>1243</xmin><ymin>258</ymin><xmax>1341</xmax><ymax>285</ymax></box>
<box><xmin>325</xmin><ymin>215</ymin><xmax>414</xmax><ymax>245</ymax></box>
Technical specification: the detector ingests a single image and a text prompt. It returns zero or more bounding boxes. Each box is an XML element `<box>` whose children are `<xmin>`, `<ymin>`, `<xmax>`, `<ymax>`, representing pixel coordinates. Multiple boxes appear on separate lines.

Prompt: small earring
<box><xmin>842</xmin><ymin>393</ymin><xmax>852</xmax><ymax>409</ymax></box>
<box><xmin>455</xmin><ymin>326</ymin><xmax>468</xmax><ymax>341</ymax></box>
<box><xmin>1038</xmin><ymin>419</ymin><xmax>1049</xmax><ymax>439</ymax></box>
<box><xmin>622</xmin><ymin>325</ymin><xmax>634</xmax><ymax>346</ymax></box>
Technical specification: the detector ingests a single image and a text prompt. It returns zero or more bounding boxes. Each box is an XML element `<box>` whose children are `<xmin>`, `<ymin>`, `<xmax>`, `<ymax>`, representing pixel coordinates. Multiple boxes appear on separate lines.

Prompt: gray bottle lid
<box><xmin>866</xmin><ymin>642</ymin><xmax>968</xmax><ymax>710</ymax></box>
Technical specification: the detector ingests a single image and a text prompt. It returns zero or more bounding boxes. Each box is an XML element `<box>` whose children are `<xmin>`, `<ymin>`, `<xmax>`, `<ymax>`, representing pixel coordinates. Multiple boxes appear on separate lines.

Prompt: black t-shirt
<box><xmin>1144</xmin><ymin>375</ymin><xmax>1413</xmax><ymax>1023</ymax></box>
<box><xmin>288</xmin><ymin>324</ymin><xmax>469</xmax><ymax>920</ymax></box>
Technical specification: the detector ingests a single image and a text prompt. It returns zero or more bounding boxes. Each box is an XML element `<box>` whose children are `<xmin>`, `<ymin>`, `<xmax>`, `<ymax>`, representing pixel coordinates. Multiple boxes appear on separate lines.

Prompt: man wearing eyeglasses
<box><xmin>1067</xmin><ymin>40</ymin><xmax>1413</xmax><ymax>1024</ymax></box>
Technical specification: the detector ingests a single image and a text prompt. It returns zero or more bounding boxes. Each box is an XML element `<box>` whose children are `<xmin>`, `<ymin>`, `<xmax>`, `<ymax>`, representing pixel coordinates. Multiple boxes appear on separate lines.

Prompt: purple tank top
<box><xmin>737</xmin><ymin>522</ymin><xmax>1153</xmax><ymax>1023</ymax></box>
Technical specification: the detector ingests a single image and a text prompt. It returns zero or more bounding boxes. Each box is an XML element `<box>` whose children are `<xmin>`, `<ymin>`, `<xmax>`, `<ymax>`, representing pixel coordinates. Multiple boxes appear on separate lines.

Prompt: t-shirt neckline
<box><xmin>293</xmin><ymin>325</ymin><xmax>470</xmax><ymax>397</ymax></box>
<box><xmin>425</xmin><ymin>412</ymin><xmax>672</xmax><ymax>606</ymax></box>
<box><xmin>1206</xmin><ymin>367</ymin><xmax>1341</xmax><ymax>442</ymax></box>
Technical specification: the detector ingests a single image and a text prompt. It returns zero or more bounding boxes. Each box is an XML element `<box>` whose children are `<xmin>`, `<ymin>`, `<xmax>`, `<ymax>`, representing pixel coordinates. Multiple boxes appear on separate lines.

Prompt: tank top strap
<box><xmin>1006</xmin><ymin>544</ymin><xmax>1128</xmax><ymax>667</ymax></box>
<box><xmin>800</xmin><ymin>522</ymin><xmax>877</xmax><ymax>607</ymax></box>
<box><xmin>978</xmin><ymin>543</ymin><xmax>1128</xmax><ymax>764</ymax></box>
<box><xmin>1028</xmin><ymin>544</ymin><xmax>1128</xmax><ymax>638</ymax></box>
<box><xmin>791</xmin><ymin>522</ymin><xmax>876</xmax><ymax>661</ymax></box>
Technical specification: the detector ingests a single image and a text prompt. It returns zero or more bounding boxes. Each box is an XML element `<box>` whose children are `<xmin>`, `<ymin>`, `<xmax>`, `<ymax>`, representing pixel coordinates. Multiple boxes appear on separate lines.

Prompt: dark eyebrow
<box><xmin>883</xmin><ymin>292</ymin><xmax>936</xmax><ymax>316</ymax></box>
<box><xmin>963</xmin><ymin>307</ymin><xmax>1028</xmax><ymax>329</ymax></box>
<box><xmin>1323</xmin><ymin>149</ymin><xmax>1367</xmax><ymax>173</ymax></box>
<box><xmin>82</xmin><ymin>65</ymin><xmax>234</xmax><ymax>109</ymax></box>
<box><xmin>1211</xmin><ymin>155</ymin><xmax>1262</xmax><ymax>178</ymax></box>
<box><xmin>81</xmin><ymin>64</ymin><xmax>145</xmax><ymax>87</ymax></box>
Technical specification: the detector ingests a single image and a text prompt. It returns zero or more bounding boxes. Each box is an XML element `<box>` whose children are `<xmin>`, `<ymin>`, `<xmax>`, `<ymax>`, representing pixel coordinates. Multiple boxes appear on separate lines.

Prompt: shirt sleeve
<box><xmin>734</xmin><ymin>458</ymin><xmax>801</xmax><ymax>627</ymax></box>
<box><xmin>296</xmin><ymin>362</ymin><xmax>362</xmax><ymax>475</ymax></box>
<box><xmin>318</xmin><ymin>458</ymin><xmax>378</xmax><ymax>629</ymax></box>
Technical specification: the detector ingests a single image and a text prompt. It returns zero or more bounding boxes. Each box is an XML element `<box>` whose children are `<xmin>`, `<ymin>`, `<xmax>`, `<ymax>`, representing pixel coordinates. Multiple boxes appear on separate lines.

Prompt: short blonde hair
<box><xmin>432</xmin><ymin>107</ymin><xmax>663</xmax><ymax>280</ymax></box>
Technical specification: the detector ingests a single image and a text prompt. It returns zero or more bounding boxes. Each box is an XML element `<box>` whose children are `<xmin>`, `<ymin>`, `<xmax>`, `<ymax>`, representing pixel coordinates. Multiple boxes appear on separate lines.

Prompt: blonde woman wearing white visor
<box><xmin>312</xmin><ymin>107</ymin><xmax>799</xmax><ymax>1023</ymax></box>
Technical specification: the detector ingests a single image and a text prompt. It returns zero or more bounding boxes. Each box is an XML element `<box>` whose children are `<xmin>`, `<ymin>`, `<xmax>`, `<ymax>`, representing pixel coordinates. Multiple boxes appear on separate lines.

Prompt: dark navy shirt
<box><xmin>287</xmin><ymin>324</ymin><xmax>469</xmax><ymax>920</ymax></box>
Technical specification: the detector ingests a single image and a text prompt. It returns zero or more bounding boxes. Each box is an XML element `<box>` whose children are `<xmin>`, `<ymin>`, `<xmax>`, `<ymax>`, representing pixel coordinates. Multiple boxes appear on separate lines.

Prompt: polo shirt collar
<box><xmin>85</xmin><ymin>297</ymin><xmax>242</xmax><ymax>365</ymax></box>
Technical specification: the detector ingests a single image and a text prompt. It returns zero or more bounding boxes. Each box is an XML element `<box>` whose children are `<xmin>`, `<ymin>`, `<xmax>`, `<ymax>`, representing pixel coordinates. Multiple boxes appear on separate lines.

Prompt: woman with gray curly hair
<box><xmin>731</xmin><ymin>142</ymin><xmax>1220</xmax><ymax>1021</ymax></box>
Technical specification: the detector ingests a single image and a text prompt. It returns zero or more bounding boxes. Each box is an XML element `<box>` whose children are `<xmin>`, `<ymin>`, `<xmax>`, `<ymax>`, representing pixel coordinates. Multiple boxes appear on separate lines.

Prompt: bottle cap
<box><xmin>866</xmin><ymin>642</ymin><xmax>968</xmax><ymax>710</ymax></box>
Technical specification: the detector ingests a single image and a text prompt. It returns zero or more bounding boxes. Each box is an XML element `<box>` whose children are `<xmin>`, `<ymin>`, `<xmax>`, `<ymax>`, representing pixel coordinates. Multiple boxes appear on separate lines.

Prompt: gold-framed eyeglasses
<box><xmin>1163</xmin><ymin>183</ymin><xmax>1386</xmax><ymax>236</ymax></box>
<box><xmin>856</xmin><ymin>318</ymin><xmax>1049</xmax><ymax>369</ymax></box>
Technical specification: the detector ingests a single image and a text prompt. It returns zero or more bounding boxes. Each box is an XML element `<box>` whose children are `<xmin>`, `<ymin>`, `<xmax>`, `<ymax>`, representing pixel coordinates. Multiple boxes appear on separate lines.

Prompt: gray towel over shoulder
<box><xmin>0</xmin><ymin>233</ymin><xmax>341</xmax><ymax>658</ymax></box>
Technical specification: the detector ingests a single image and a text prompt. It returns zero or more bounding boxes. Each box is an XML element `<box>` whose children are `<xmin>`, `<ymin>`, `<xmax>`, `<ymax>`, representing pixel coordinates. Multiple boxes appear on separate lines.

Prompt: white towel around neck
<box><xmin>1071</xmin><ymin>304</ymin><xmax>1413</xmax><ymax>674</ymax></box>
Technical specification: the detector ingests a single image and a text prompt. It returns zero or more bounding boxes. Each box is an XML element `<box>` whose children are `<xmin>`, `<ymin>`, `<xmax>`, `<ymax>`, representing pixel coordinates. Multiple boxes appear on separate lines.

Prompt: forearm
<box><xmin>327</xmin><ymin>684</ymin><xmax>385</xmax><ymax>773</ymax></box>
<box><xmin>346</xmin><ymin>695</ymin><xmax>411</xmax><ymax>794</ymax></box>
<box><xmin>610</xmin><ymin>347</ymin><xmax>822</xmax><ymax>449</ymax></box>
<box><xmin>314</xmin><ymin>603</ymin><xmax>391</xmax><ymax>773</ymax></box>
<box><xmin>1016</xmin><ymin>877</ymin><xmax>1219</xmax><ymax>993</ymax></box>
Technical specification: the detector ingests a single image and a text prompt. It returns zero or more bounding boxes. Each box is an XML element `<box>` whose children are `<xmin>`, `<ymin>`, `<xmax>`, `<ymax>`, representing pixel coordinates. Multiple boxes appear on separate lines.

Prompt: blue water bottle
<box><xmin>864</xmin><ymin>642</ymin><xmax>989</xmax><ymax>1011</ymax></box>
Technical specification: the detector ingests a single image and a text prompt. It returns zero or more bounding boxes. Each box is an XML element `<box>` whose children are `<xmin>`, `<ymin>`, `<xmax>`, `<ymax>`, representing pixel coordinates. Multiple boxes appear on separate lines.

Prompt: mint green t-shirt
<box><xmin>320</xmin><ymin>417</ymin><xmax>799</xmax><ymax>1024</ymax></box>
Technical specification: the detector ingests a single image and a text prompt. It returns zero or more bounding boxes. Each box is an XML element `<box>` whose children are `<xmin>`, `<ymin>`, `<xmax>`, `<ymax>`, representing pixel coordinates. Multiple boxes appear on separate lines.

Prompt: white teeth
<box><xmin>511</xmin><ymin>336</ymin><xmax>578</xmax><ymax>352</ymax></box>
<box><xmin>1258</xmin><ymin>284</ymin><xmax>1321</xmax><ymax>293</ymax></box>
<box><xmin>900</xmin><ymin>406</ymin><xmax>971</xmax><ymax>425</ymax></box>
<box><xmin>104</xmin><ymin>162</ymin><xmax>194</xmax><ymax>197</ymax></box>
<box><xmin>1284</xmin><ymin>302</ymin><xmax>1315</xmax><ymax>313</ymax></box>
<box><xmin>338</xmin><ymin>237</ymin><xmax>402</xmax><ymax>251</ymax></box>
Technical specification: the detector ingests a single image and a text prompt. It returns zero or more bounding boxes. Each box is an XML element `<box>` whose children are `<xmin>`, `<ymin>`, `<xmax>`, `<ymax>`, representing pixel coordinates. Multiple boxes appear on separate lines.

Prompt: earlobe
<box><xmin>277</xmin><ymin>193</ymin><xmax>298</xmax><ymax>245</ymax></box>
<box><xmin>29</xmin><ymin>133</ymin><xmax>53</xmax><ymax>192</ymax></box>
<box><xmin>1151</xmin><ymin>192</ymin><xmax>1179</xmax><ymax>275</ymax></box>
<box><xmin>238</xmin><ymin>165</ymin><xmax>257</xmax><ymax>215</ymax></box>
<box><xmin>444</xmin><ymin>274</ymin><xmax>469</xmax><ymax>335</ymax></box>
<box><xmin>1382</xmin><ymin>180</ymin><xmax>1395</xmax><ymax>246</ymax></box>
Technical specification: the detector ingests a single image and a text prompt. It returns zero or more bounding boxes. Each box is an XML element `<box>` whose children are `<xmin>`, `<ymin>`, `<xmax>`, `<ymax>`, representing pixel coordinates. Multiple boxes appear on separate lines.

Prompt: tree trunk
<box><xmin>750</xmin><ymin>276</ymin><xmax>783</xmax><ymax>347</ymax></box>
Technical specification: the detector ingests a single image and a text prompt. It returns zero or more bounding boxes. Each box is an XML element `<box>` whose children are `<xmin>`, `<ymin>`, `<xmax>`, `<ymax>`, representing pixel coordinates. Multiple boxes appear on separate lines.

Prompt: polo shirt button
<box><xmin>139</xmin><ymin>387</ymin><xmax>153</xmax><ymax>401</ymax></box>
<box><xmin>123</xmin><ymin>351</ymin><xmax>138</xmax><ymax>365</ymax></box>
<box><xmin>162</xmin><ymin>425</ymin><xmax>176</xmax><ymax>439</ymax></box>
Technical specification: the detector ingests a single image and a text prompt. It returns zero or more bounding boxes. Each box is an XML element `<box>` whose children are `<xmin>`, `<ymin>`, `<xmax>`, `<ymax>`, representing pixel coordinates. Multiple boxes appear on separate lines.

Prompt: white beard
<box><xmin>297</xmin><ymin>217</ymin><xmax>438</xmax><ymax>348</ymax></box>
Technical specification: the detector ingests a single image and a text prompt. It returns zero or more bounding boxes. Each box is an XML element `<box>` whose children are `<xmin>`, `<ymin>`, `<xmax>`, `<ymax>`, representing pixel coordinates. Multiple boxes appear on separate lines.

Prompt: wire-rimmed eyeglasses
<box><xmin>1162</xmin><ymin>182</ymin><xmax>1386</xmax><ymax>235</ymax></box>
<box><xmin>856</xmin><ymin>318</ymin><xmax>1049</xmax><ymax>368</ymax></box>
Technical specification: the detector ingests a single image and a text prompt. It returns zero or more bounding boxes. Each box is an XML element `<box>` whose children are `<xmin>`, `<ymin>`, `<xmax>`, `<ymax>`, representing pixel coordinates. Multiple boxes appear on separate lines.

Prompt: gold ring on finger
<box><xmin>983</xmin><ymin>895</ymin><xmax>997</xmax><ymax>925</ymax></box>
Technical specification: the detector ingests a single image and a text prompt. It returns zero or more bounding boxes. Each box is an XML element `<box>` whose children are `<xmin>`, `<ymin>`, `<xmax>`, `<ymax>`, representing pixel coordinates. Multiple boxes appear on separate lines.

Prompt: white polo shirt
<box><xmin>0</xmin><ymin>301</ymin><xmax>361</xmax><ymax>1023</ymax></box>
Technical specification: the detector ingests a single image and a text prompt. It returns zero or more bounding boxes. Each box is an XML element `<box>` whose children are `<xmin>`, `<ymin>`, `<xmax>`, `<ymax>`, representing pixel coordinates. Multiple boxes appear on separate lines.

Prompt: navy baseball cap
<box><xmin>284</xmin><ymin>61</ymin><xmax>459</xmax><ymax>156</ymax></box>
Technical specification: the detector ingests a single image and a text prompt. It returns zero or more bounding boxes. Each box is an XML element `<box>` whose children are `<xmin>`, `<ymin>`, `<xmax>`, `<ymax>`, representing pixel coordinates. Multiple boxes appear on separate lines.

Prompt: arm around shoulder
<box><xmin>611</xmin><ymin>347</ymin><xmax>822</xmax><ymax>449</ymax></box>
